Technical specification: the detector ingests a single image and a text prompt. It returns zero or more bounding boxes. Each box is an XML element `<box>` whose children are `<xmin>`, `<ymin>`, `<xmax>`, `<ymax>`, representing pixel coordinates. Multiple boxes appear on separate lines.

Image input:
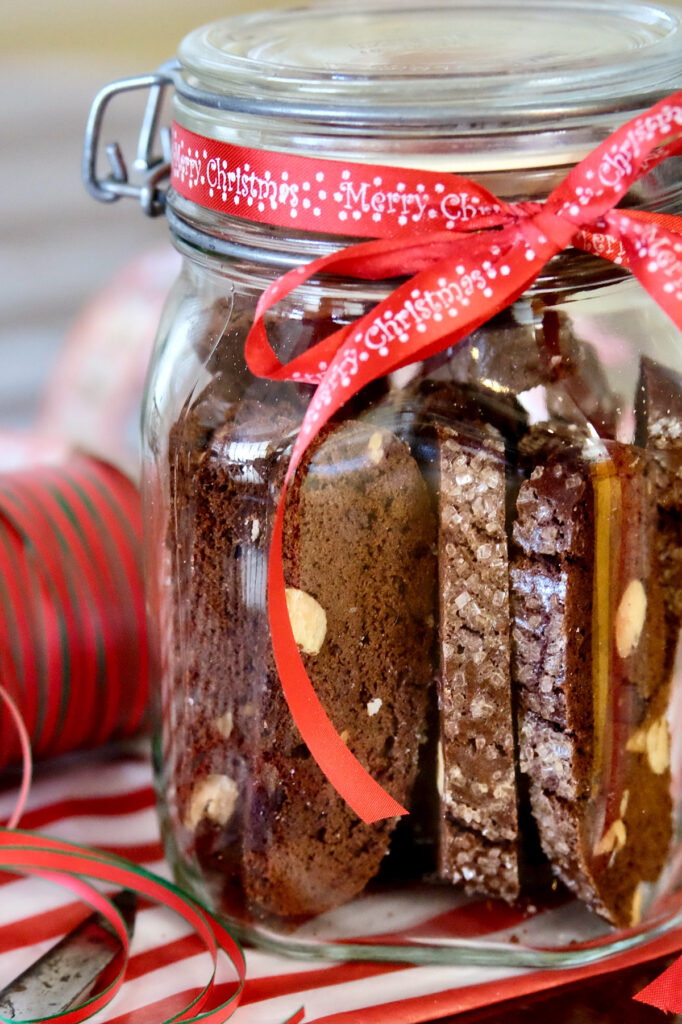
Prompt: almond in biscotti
<box><xmin>185</xmin><ymin>774</ymin><xmax>239</xmax><ymax>831</ymax></box>
<box><xmin>627</xmin><ymin>716</ymin><xmax>670</xmax><ymax>775</ymax></box>
<box><xmin>285</xmin><ymin>587</ymin><xmax>327</xmax><ymax>655</ymax></box>
<box><xmin>615</xmin><ymin>580</ymin><xmax>647</xmax><ymax>659</ymax></box>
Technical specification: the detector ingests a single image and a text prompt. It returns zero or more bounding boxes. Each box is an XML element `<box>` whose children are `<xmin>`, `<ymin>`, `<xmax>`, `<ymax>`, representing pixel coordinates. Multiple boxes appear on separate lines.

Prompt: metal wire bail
<box><xmin>82</xmin><ymin>64</ymin><xmax>176</xmax><ymax>218</ymax></box>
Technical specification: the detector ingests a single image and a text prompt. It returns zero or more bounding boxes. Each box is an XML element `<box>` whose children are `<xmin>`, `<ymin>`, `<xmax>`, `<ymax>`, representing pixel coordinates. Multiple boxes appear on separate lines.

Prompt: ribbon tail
<box><xmin>268</xmin><ymin>495</ymin><xmax>408</xmax><ymax>823</ymax></box>
<box><xmin>633</xmin><ymin>954</ymin><xmax>682</xmax><ymax>1014</ymax></box>
<box><xmin>244</xmin><ymin>316</ymin><xmax>351</xmax><ymax>385</ymax></box>
<box><xmin>603</xmin><ymin>210</ymin><xmax>682</xmax><ymax>332</ymax></box>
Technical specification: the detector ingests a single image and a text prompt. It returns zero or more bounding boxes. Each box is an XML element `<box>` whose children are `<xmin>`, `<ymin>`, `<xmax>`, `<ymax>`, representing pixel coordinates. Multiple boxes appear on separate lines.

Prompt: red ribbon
<box><xmin>633</xmin><ymin>956</ymin><xmax>682</xmax><ymax>1015</ymax></box>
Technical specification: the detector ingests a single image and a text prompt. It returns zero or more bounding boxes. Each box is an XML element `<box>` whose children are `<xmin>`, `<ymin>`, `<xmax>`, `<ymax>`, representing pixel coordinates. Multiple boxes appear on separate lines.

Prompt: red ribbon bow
<box><xmin>236</xmin><ymin>90</ymin><xmax>682</xmax><ymax>825</ymax></box>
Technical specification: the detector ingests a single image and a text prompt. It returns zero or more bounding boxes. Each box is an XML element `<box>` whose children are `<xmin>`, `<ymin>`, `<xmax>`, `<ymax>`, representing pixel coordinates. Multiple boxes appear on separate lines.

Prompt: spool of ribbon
<box><xmin>0</xmin><ymin>447</ymin><xmax>149</xmax><ymax>770</ymax></box>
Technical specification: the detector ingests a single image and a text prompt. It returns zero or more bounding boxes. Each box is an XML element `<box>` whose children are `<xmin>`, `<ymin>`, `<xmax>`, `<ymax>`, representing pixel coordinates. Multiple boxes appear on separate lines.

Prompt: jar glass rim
<box><xmin>176</xmin><ymin>0</ymin><xmax>682</xmax><ymax>127</ymax></box>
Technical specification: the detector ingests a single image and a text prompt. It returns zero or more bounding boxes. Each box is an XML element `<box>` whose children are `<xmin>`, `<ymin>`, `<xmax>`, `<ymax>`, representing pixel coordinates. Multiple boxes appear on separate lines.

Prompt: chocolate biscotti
<box><xmin>167</xmin><ymin>400</ymin><xmax>300</xmax><ymax>913</ymax></box>
<box><xmin>435</xmin><ymin>422</ymin><xmax>519</xmax><ymax>901</ymax></box>
<box><xmin>511</xmin><ymin>439</ymin><xmax>672</xmax><ymax>925</ymax></box>
<box><xmin>447</xmin><ymin>307</ymin><xmax>621</xmax><ymax>438</ymax></box>
<box><xmin>172</xmin><ymin>412</ymin><xmax>436</xmax><ymax>920</ymax></box>
<box><xmin>164</xmin><ymin>348</ymin><xmax>681</xmax><ymax>929</ymax></box>
<box><xmin>361</xmin><ymin>381</ymin><xmax>524</xmax><ymax>901</ymax></box>
<box><xmin>635</xmin><ymin>356</ymin><xmax>682</xmax><ymax>678</ymax></box>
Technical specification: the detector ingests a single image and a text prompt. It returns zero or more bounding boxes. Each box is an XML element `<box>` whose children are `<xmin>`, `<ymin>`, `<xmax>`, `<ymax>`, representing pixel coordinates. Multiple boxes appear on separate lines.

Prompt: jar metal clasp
<box><xmin>82</xmin><ymin>63</ymin><xmax>178</xmax><ymax>218</ymax></box>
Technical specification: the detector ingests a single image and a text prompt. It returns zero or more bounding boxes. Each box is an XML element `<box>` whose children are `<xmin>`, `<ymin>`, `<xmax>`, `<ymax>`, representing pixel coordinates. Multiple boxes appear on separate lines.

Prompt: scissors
<box><xmin>0</xmin><ymin>890</ymin><xmax>137</xmax><ymax>1020</ymax></box>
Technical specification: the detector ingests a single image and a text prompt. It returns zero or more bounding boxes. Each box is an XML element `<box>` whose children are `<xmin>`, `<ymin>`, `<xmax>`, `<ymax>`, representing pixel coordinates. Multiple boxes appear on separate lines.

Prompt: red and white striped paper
<box><xmin>2</xmin><ymin>743</ymin><xmax>682</xmax><ymax>1024</ymax></box>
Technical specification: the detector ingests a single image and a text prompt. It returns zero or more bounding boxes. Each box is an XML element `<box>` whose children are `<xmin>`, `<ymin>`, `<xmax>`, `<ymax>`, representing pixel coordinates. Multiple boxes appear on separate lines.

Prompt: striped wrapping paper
<box><xmin>2</xmin><ymin>743</ymin><xmax>682</xmax><ymax>1023</ymax></box>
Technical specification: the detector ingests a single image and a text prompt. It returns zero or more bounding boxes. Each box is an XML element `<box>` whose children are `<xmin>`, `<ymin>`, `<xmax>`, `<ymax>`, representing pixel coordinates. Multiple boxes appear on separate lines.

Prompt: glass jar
<box><xmin>86</xmin><ymin>0</ymin><xmax>682</xmax><ymax>967</ymax></box>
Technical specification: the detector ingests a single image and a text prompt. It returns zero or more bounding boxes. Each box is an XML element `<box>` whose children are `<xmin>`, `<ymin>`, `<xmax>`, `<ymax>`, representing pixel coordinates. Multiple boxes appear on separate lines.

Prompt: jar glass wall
<box><xmin>131</xmin><ymin>0</ymin><xmax>682</xmax><ymax>967</ymax></box>
<box><xmin>142</xmin><ymin>231</ymin><xmax>682</xmax><ymax>962</ymax></box>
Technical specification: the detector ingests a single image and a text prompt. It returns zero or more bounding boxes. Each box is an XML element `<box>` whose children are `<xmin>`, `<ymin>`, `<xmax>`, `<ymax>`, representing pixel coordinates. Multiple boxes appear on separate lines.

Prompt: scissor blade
<box><xmin>0</xmin><ymin>890</ymin><xmax>137</xmax><ymax>1020</ymax></box>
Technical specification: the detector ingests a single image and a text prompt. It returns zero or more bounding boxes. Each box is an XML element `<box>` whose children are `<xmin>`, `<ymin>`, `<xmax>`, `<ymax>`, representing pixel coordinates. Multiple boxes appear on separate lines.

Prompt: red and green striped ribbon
<box><xmin>0</xmin><ymin>455</ymin><xmax>148</xmax><ymax>767</ymax></box>
<box><xmin>0</xmin><ymin>679</ymin><xmax>283</xmax><ymax>1022</ymax></box>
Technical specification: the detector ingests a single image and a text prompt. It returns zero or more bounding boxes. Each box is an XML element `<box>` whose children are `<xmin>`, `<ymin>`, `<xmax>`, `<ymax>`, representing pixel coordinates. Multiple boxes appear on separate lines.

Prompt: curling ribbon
<box><xmin>0</xmin><ymin>452</ymin><xmax>149</xmax><ymax>769</ymax></box>
<box><xmin>0</xmin><ymin>770</ymin><xmax>304</xmax><ymax>1024</ymax></box>
<box><xmin>176</xmin><ymin>90</ymin><xmax>682</xmax><ymax>828</ymax></box>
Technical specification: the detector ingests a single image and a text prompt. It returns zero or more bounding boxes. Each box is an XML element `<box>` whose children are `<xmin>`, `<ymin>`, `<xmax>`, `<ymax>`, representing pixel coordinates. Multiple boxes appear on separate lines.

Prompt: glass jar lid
<box><xmin>176</xmin><ymin>0</ymin><xmax>681</xmax><ymax>128</ymax></box>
